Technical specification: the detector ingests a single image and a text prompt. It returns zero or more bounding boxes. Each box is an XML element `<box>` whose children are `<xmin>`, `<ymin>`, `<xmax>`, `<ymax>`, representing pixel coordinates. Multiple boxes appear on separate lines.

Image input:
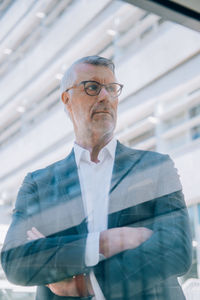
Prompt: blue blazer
<box><xmin>1</xmin><ymin>142</ymin><xmax>192</xmax><ymax>300</ymax></box>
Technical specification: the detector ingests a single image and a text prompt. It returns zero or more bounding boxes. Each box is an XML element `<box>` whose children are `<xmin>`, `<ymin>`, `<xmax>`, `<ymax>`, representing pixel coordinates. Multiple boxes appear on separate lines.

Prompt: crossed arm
<box><xmin>26</xmin><ymin>226</ymin><xmax>153</xmax><ymax>297</ymax></box>
<box><xmin>25</xmin><ymin>189</ymin><xmax>192</xmax><ymax>299</ymax></box>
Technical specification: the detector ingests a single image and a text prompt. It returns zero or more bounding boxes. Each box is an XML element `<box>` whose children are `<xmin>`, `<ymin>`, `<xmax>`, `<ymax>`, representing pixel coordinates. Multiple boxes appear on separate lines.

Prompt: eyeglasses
<box><xmin>65</xmin><ymin>80</ymin><xmax>123</xmax><ymax>98</ymax></box>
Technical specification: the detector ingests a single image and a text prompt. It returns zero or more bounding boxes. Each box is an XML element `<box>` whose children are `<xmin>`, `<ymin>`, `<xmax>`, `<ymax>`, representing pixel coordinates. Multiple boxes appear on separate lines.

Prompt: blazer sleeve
<box><xmin>1</xmin><ymin>173</ymin><xmax>90</xmax><ymax>286</ymax></box>
<box><xmin>94</xmin><ymin>155</ymin><xmax>192</xmax><ymax>299</ymax></box>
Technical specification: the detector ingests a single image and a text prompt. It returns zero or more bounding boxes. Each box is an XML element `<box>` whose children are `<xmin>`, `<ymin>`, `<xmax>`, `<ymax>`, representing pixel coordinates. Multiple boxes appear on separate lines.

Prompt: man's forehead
<box><xmin>73</xmin><ymin>63</ymin><xmax>115</xmax><ymax>80</ymax></box>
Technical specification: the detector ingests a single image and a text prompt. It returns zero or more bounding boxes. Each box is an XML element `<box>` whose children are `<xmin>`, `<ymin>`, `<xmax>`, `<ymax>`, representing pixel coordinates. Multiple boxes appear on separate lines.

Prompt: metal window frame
<box><xmin>122</xmin><ymin>0</ymin><xmax>200</xmax><ymax>32</ymax></box>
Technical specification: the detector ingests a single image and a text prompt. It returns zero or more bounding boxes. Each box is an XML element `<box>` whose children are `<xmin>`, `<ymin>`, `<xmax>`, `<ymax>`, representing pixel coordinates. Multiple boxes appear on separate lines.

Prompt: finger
<box><xmin>140</xmin><ymin>228</ymin><xmax>153</xmax><ymax>241</ymax></box>
<box><xmin>27</xmin><ymin>230</ymin><xmax>38</xmax><ymax>240</ymax></box>
<box><xmin>32</xmin><ymin>227</ymin><xmax>45</xmax><ymax>238</ymax></box>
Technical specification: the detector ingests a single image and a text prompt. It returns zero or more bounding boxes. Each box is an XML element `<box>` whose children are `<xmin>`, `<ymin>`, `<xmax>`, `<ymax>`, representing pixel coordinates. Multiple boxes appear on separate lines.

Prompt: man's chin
<box><xmin>92</xmin><ymin>119</ymin><xmax>115</xmax><ymax>133</ymax></box>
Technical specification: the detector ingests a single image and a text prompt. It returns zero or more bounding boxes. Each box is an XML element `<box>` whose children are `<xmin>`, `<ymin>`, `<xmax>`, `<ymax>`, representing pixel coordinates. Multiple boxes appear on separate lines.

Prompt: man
<box><xmin>1</xmin><ymin>56</ymin><xmax>192</xmax><ymax>300</ymax></box>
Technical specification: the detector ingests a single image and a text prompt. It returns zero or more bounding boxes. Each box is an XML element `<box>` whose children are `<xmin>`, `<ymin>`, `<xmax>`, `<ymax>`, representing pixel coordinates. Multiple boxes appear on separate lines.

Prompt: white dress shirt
<box><xmin>74</xmin><ymin>138</ymin><xmax>117</xmax><ymax>300</ymax></box>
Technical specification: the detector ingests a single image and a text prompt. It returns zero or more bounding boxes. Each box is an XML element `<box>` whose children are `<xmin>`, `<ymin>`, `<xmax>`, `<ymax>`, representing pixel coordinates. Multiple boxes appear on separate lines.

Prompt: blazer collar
<box><xmin>108</xmin><ymin>141</ymin><xmax>146</xmax><ymax>227</ymax></box>
<box><xmin>110</xmin><ymin>141</ymin><xmax>145</xmax><ymax>193</ymax></box>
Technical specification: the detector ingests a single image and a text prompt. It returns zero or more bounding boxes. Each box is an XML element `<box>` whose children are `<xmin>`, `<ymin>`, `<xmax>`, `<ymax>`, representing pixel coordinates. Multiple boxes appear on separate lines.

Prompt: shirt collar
<box><xmin>74</xmin><ymin>138</ymin><xmax>117</xmax><ymax>167</ymax></box>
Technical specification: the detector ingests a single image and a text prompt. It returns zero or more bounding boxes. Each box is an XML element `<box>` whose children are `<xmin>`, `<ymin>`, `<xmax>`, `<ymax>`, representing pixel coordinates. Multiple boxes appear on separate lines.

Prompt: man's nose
<box><xmin>97</xmin><ymin>86</ymin><xmax>110</xmax><ymax>101</ymax></box>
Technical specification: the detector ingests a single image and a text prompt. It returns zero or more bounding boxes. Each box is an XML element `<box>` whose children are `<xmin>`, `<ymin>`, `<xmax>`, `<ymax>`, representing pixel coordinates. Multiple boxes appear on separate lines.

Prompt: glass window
<box><xmin>163</xmin><ymin>112</ymin><xmax>186</xmax><ymax>130</ymax></box>
<box><xmin>189</xmin><ymin>103</ymin><xmax>200</xmax><ymax>119</ymax></box>
<box><xmin>129</xmin><ymin>129</ymin><xmax>155</xmax><ymax>146</ymax></box>
<box><xmin>166</xmin><ymin>132</ymin><xmax>187</xmax><ymax>150</ymax></box>
<box><xmin>191</xmin><ymin>125</ymin><xmax>200</xmax><ymax>140</ymax></box>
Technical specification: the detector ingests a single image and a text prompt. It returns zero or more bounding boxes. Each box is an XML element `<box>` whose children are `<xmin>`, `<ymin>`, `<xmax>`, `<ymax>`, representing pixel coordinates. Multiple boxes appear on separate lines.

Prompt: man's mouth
<box><xmin>92</xmin><ymin>111</ymin><xmax>113</xmax><ymax>119</ymax></box>
<box><xmin>93</xmin><ymin>111</ymin><xmax>109</xmax><ymax>114</ymax></box>
<box><xmin>92</xmin><ymin>106</ymin><xmax>113</xmax><ymax>118</ymax></box>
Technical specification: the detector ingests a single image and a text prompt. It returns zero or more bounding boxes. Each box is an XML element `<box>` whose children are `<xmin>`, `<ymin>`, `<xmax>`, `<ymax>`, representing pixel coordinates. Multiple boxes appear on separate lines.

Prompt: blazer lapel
<box><xmin>108</xmin><ymin>142</ymin><xmax>146</xmax><ymax>228</ymax></box>
<box><xmin>56</xmin><ymin>149</ymin><xmax>87</xmax><ymax>234</ymax></box>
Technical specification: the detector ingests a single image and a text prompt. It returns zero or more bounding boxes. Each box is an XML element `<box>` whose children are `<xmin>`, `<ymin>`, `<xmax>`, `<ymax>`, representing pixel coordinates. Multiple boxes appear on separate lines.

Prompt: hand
<box><xmin>47</xmin><ymin>274</ymin><xmax>94</xmax><ymax>297</ymax></box>
<box><xmin>100</xmin><ymin>226</ymin><xmax>153</xmax><ymax>258</ymax></box>
<box><xmin>27</xmin><ymin>227</ymin><xmax>45</xmax><ymax>240</ymax></box>
<box><xmin>46</xmin><ymin>277</ymin><xmax>79</xmax><ymax>297</ymax></box>
<box><xmin>26</xmin><ymin>227</ymin><xmax>94</xmax><ymax>297</ymax></box>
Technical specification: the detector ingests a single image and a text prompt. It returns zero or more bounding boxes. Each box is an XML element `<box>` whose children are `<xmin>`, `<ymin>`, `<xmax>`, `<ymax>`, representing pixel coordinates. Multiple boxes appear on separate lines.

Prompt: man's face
<box><xmin>62</xmin><ymin>63</ymin><xmax>118</xmax><ymax>141</ymax></box>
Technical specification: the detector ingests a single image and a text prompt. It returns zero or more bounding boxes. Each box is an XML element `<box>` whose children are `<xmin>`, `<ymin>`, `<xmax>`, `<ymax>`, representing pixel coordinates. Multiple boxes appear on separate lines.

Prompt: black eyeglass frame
<box><xmin>65</xmin><ymin>80</ymin><xmax>123</xmax><ymax>98</ymax></box>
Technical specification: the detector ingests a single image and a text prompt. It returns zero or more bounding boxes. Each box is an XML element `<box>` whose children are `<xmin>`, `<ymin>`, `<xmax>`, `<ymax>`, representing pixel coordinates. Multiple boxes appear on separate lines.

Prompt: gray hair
<box><xmin>60</xmin><ymin>55</ymin><xmax>115</xmax><ymax>96</ymax></box>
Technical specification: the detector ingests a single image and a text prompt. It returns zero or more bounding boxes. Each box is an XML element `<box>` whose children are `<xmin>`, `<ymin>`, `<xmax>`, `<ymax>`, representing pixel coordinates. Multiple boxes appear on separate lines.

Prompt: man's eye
<box><xmin>87</xmin><ymin>84</ymin><xmax>99</xmax><ymax>91</ymax></box>
<box><xmin>107</xmin><ymin>85</ymin><xmax>116</xmax><ymax>93</ymax></box>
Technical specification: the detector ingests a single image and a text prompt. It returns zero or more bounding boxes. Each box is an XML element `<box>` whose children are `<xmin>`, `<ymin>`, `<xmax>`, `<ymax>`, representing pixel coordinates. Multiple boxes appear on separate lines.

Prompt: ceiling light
<box><xmin>16</xmin><ymin>106</ymin><xmax>26</xmax><ymax>113</ymax></box>
<box><xmin>0</xmin><ymin>192</ymin><xmax>6</xmax><ymax>205</ymax></box>
<box><xmin>148</xmin><ymin>116</ymin><xmax>159</xmax><ymax>124</ymax></box>
<box><xmin>3</xmin><ymin>48</ymin><xmax>12</xmax><ymax>55</ymax></box>
<box><xmin>36</xmin><ymin>11</ymin><xmax>46</xmax><ymax>19</ymax></box>
<box><xmin>107</xmin><ymin>29</ymin><xmax>117</xmax><ymax>37</ymax></box>
<box><xmin>55</xmin><ymin>73</ymin><xmax>63</xmax><ymax>80</ymax></box>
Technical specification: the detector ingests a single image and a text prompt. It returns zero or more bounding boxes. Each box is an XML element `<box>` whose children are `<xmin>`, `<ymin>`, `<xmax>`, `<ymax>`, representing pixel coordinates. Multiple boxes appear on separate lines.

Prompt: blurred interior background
<box><xmin>0</xmin><ymin>0</ymin><xmax>200</xmax><ymax>299</ymax></box>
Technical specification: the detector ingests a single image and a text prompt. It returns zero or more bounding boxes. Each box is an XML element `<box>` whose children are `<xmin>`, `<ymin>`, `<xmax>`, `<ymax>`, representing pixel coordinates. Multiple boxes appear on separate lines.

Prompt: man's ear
<box><xmin>62</xmin><ymin>91</ymin><xmax>72</xmax><ymax>117</ymax></box>
<box><xmin>61</xmin><ymin>91</ymin><xmax>69</xmax><ymax>105</ymax></box>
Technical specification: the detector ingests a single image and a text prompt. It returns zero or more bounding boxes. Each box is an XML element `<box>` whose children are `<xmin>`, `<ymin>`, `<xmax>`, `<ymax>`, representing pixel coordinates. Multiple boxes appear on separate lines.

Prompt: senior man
<box><xmin>1</xmin><ymin>56</ymin><xmax>192</xmax><ymax>300</ymax></box>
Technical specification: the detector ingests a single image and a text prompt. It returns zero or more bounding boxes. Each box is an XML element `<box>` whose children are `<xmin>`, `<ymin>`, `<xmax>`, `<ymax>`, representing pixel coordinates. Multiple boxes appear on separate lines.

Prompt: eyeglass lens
<box><xmin>84</xmin><ymin>81</ymin><xmax>122</xmax><ymax>97</ymax></box>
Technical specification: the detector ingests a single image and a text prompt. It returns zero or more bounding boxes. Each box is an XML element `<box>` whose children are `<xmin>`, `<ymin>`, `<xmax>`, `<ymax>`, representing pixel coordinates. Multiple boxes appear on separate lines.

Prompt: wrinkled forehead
<box><xmin>72</xmin><ymin>63</ymin><xmax>116</xmax><ymax>83</ymax></box>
